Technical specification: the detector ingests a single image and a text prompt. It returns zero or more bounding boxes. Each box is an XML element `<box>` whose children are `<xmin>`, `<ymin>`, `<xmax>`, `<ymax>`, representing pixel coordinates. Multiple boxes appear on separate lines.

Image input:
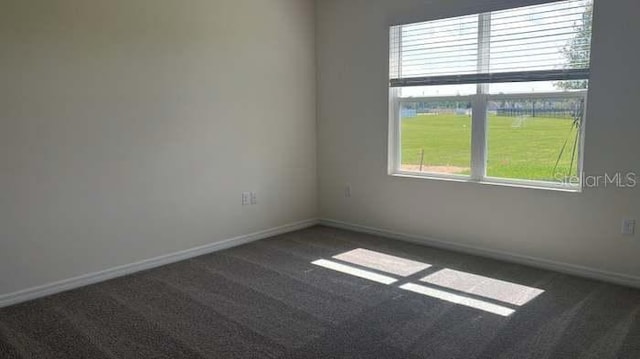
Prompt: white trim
<box><xmin>388</xmin><ymin>88</ymin><xmax>401</xmax><ymax>174</ymax></box>
<box><xmin>393</xmin><ymin>170</ymin><xmax>471</xmax><ymax>182</ymax></box>
<box><xmin>578</xmin><ymin>93</ymin><xmax>588</xmax><ymax>186</ymax></box>
<box><xmin>481</xmin><ymin>176</ymin><xmax>581</xmax><ymax>191</ymax></box>
<box><xmin>0</xmin><ymin>219</ymin><xmax>319</xmax><ymax>308</ymax></box>
<box><xmin>390</xmin><ymin>172</ymin><xmax>580</xmax><ymax>192</ymax></box>
<box><xmin>319</xmin><ymin>218</ymin><xmax>640</xmax><ymax>289</ymax></box>
<box><xmin>471</xmin><ymin>94</ymin><xmax>488</xmax><ymax>180</ymax></box>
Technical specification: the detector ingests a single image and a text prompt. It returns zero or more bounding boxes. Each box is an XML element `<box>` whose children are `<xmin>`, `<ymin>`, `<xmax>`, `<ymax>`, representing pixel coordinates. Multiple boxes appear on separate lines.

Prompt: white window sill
<box><xmin>390</xmin><ymin>172</ymin><xmax>582</xmax><ymax>193</ymax></box>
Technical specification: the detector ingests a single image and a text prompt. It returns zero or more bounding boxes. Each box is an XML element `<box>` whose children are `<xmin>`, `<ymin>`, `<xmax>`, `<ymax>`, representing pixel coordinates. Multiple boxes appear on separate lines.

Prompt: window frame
<box><xmin>388</xmin><ymin>1</ymin><xmax>592</xmax><ymax>192</ymax></box>
<box><xmin>389</xmin><ymin>90</ymin><xmax>588</xmax><ymax>191</ymax></box>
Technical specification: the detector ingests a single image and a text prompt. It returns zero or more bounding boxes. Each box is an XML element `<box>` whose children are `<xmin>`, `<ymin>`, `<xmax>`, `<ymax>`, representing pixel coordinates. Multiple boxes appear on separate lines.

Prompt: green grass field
<box><xmin>401</xmin><ymin>113</ymin><xmax>580</xmax><ymax>182</ymax></box>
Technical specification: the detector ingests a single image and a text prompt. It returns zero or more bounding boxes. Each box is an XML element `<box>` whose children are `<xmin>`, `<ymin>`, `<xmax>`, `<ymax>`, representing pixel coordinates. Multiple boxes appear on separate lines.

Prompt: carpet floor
<box><xmin>1</xmin><ymin>225</ymin><xmax>640</xmax><ymax>358</ymax></box>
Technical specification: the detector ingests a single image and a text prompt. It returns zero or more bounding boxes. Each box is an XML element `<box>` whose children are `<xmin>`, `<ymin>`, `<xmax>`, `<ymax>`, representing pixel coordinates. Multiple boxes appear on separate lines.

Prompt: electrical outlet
<box><xmin>344</xmin><ymin>184</ymin><xmax>352</xmax><ymax>198</ymax></box>
<box><xmin>622</xmin><ymin>219</ymin><xmax>636</xmax><ymax>236</ymax></box>
<box><xmin>241</xmin><ymin>192</ymin><xmax>251</xmax><ymax>206</ymax></box>
<box><xmin>250</xmin><ymin>192</ymin><xmax>257</xmax><ymax>205</ymax></box>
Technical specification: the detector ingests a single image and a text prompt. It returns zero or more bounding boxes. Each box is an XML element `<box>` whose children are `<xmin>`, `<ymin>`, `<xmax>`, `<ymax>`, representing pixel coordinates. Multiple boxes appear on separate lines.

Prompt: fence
<box><xmin>495</xmin><ymin>108</ymin><xmax>579</xmax><ymax>119</ymax></box>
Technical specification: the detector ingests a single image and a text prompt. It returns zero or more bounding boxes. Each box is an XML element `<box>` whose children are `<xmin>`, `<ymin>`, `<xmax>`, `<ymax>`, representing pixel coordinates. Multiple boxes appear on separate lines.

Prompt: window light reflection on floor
<box><xmin>333</xmin><ymin>248</ymin><xmax>431</xmax><ymax>277</ymax></box>
<box><xmin>311</xmin><ymin>259</ymin><xmax>398</xmax><ymax>285</ymax></box>
<box><xmin>420</xmin><ymin>268</ymin><xmax>544</xmax><ymax>306</ymax></box>
<box><xmin>399</xmin><ymin>283</ymin><xmax>516</xmax><ymax>316</ymax></box>
<box><xmin>311</xmin><ymin>248</ymin><xmax>545</xmax><ymax>317</ymax></box>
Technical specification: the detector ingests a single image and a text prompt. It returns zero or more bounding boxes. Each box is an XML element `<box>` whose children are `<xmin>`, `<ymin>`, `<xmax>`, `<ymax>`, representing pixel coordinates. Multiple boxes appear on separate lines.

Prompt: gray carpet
<box><xmin>2</xmin><ymin>225</ymin><xmax>640</xmax><ymax>358</ymax></box>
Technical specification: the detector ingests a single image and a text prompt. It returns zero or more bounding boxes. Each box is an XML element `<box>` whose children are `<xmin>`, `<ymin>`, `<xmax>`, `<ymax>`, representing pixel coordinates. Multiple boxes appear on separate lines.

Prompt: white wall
<box><xmin>0</xmin><ymin>0</ymin><xmax>316</xmax><ymax>296</ymax></box>
<box><xmin>317</xmin><ymin>0</ymin><xmax>640</xmax><ymax>279</ymax></box>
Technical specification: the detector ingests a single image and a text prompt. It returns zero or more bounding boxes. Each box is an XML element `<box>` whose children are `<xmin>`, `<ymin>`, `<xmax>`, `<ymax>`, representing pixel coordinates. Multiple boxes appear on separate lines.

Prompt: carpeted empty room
<box><xmin>1</xmin><ymin>0</ymin><xmax>639</xmax><ymax>358</ymax></box>
<box><xmin>3</xmin><ymin>226</ymin><xmax>640</xmax><ymax>358</ymax></box>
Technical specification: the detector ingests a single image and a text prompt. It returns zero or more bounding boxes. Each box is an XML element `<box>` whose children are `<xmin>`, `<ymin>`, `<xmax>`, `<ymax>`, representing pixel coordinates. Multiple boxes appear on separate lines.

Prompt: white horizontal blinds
<box><xmin>391</xmin><ymin>14</ymin><xmax>479</xmax><ymax>80</ymax></box>
<box><xmin>489</xmin><ymin>0</ymin><xmax>590</xmax><ymax>73</ymax></box>
<box><xmin>390</xmin><ymin>0</ymin><xmax>592</xmax><ymax>87</ymax></box>
<box><xmin>389</xmin><ymin>26</ymin><xmax>402</xmax><ymax>80</ymax></box>
<box><xmin>400</xmin><ymin>15</ymin><xmax>478</xmax><ymax>77</ymax></box>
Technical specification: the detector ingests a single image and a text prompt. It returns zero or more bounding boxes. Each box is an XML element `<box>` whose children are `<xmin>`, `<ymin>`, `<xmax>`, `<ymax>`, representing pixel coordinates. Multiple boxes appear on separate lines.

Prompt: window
<box><xmin>389</xmin><ymin>0</ymin><xmax>593</xmax><ymax>190</ymax></box>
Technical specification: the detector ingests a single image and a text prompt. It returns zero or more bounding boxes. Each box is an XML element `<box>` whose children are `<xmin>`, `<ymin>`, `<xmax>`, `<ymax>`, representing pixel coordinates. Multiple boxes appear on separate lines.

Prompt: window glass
<box><xmin>400</xmin><ymin>100</ymin><xmax>472</xmax><ymax>176</ymax></box>
<box><xmin>486</xmin><ymin>96</ymin><xmax>584</xmax><ymax>182</ymax></box>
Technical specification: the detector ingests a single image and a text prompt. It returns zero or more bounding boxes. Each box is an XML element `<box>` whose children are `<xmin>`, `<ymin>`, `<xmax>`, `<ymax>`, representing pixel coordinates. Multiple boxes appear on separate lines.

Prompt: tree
<box><xmin>551</xmin><ymin>1</ymin><xmax>592</xmax><ymax>179</ymax></box>
<box><xmin>555</xmin><ymin>1</ymin><xmax>593</xmax><ymax>90</ymax></box>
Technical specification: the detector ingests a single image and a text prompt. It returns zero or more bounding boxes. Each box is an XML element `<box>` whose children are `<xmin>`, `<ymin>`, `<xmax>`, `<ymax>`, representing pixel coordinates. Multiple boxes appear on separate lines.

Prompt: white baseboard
<box><xmin>319</xmin><ymin>218</ymin><xmax>640</xmax><ymax>289</ymax></box>
<box><xmin>0</xmin><ymin>218</ymin><xmax>319</xmax><ymax>309</ymax></box>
